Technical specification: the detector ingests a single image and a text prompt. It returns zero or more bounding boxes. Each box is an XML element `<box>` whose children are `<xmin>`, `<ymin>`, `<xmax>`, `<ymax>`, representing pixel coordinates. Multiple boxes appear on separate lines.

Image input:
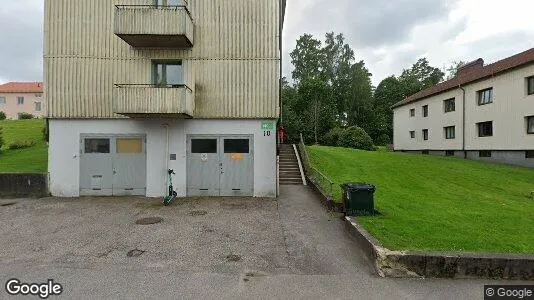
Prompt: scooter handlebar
<box><xmin>168</xmin><ymin>169</ymin><xmax>175</xmax><ymax>175</ymax></box>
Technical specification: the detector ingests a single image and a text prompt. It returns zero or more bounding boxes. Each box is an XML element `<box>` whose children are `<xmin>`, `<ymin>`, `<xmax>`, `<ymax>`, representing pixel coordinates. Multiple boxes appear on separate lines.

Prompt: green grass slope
<box><xmin>0</xmin><ymin>119</ymin><xmax>47</xmax><ymax>172</ymax></box>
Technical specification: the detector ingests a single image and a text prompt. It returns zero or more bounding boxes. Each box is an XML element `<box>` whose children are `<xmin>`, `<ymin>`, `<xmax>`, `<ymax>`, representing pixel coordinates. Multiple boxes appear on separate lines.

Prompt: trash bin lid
<box><xmin>341</xmin><ymin>182</ymin><xmax>375</xmax><ymax>191</ymax></box>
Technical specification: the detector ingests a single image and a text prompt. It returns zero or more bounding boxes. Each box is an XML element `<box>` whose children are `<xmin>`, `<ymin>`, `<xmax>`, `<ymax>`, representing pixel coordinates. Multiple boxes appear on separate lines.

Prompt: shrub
<box><xmin>320</xmin><ymin>127</ymin><xmax>344</xmax><ymax>146</ymax></box>
<box><xmin>375</xmin><ymin>133</ymin><xmax>391</xmax><ymax>146</ymax></box>
<box><xmin>8</xmin><ymin>139</ymin><xmax>36</xmax><ymax>150</ymax></box>
<box><xmin>0</xmin><ymin>111</ymin><xmax>6</xmax><ymax>120</ymax></box>
<box><xmin>338</xmin><ymin>126</ymin><xmax>375</xmax><ymax>151</ymax></box>
<box><xmin>18</xmin><ymin>113</ymin><xmax>34</xmax><ymax>120</ymax></box>
<box><xmin>42</xmin><ymin>122</ymin><xmax>49</xmax><ymax>142</ymax></box>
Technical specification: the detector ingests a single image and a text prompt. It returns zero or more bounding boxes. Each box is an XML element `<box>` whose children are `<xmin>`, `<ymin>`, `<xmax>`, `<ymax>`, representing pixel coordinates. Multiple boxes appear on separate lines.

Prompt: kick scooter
<box><xmin>163</xmin><ymin>169</ymin><xmax>178</xmax><ymax>206</ymax></box>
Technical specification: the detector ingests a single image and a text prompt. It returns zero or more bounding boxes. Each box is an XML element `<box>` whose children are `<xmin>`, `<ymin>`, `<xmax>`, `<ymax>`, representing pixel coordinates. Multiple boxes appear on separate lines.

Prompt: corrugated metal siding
<box><xmin>114</xmin><ymin>86</ymin><xmax>194</xmax><ymax>116</ymax></box>
<box><xmin>45</xmin><ymin>0</ymin><xmax>281</xmax><ymax>119</ymax></box>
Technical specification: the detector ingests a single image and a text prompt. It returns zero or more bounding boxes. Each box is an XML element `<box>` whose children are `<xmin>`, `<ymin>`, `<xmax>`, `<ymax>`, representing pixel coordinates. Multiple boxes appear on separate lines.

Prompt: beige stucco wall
<box><xmin>0</xmin><ymin>92</ymin><xmax>46</xmax><ymax>119</ymax></box>
<box><xmin>394</xmin><ymin>63</ymin><xmax>534</xmax><ymax>151</ymax></box>
<box><xmin>44</xmin><ymin>0</ymin><xmax>281</xmax><ymax>119</ymax></box>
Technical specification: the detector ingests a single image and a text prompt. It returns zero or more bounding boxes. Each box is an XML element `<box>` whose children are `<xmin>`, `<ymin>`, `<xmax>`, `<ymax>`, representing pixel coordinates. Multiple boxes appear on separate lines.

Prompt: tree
<box><xmin>290</xmin><ymin>34</ymin><xmax>324</xmax><ymax>84</ymax></box>
<box><xmin>399</xmin><ymin>58</ymin><xmax>444</xmax><ymax>96</ymax></box>
<box><xmin>373</xmin><ymin>76</ymin><xmax>405</xmax><ymax>142</ymax></box>
<box><xmin>445</xmin><ymin>60</ymin><xmax>466</xmax><ymax>80</ymax></box>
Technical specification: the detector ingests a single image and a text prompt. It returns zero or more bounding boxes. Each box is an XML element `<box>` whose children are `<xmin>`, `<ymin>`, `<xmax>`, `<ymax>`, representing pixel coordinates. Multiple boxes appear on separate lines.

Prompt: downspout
<box><xmin>459</xmin><ymin>85</ymin><xmax>466</xmax><ymax>159</ymax></box>
<box><xmin>162</xmin><ymin>124</ymin><xmax>170</xmax><ymax>195</ymax></box>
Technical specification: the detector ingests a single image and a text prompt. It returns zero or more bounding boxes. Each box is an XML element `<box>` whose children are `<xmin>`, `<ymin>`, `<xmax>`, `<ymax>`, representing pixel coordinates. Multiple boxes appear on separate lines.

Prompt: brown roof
<box><xmin>392</xmin><ymin>48</ymin><xmax>534</xmax><ymax>108</ymax></box>
<box><xmin>0</xmin><ymin>82</ymin><xmax>43</xmax><ymax>93</ymax></box>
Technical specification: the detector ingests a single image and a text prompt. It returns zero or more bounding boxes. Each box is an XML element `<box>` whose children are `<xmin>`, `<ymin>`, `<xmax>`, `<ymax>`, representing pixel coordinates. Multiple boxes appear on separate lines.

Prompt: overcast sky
<box><xmin>0</xmin><ymin>0</ymin><xmax>533</xmax><ymax>85</ymax></box>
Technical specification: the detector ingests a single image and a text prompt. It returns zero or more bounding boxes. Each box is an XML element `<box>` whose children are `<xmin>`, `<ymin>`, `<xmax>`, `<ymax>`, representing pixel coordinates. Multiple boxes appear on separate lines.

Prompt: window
<box><xmin>444</xmin><ymin>98</ymin><xmax>455</xmax><ymax>113</ymax></box>
<box><xmin>527</xmin><ymin>116</ymin><xmax>534</xmax><ymax>134</ymax></box>
<box><xmin>410</xmin><ymin>131</ymin><xmax>415</xmax><ymax>139</ymax></box>
<box><xmin>477</xmin><ymin>88</ymin><xmax>493</xmax><ymax>105</ymax></box>
<box><xmin>153</xmin><ymin>61</ymin><xmax>183</xmax><ymax>87</ymax></box>
<box><xmin>422</xmin><ymin>150</ymin><xmax>429</xmax><ymax>155</ymax></box>
<box><xmin>409</xmin><ymin>108</ymin><xmax>415</xmax><ymax>117</ymax></box>
<box><xmin>224</xmin><ymin>139</ymin><xmax>250</xmax><ymax>153</ymax></box>
<box><xmin>479</xmin><ymin>150</ymin><xmax>492</xmax><ymax>158</ymax></box>
<box><xmin>445</xmin><ymin>150</ymin><xmax>455</xmax><ymax>157</ymax></box>
<box><xmin>191</xmin><ymin>139</ymin><xmax>217</xmax><ymax>153</ymax></box>
<box><xmin>422</xmin><ymin>129</ymin><xmax>429</xmax><ymax>141</ymax></box>
<box><xmin>35</xmin><ymin>102</ymin><xmax>42</xmax><ymax>112</ymax></box>
<box><xmin>116</xmin><ymin>138</ymin><xmax>143</xmax><ymax>154</ymax></box>
<box><xmin>444</xmin><ymin>126</ymin><xmax>455</xmax><ymax>139</ymax></box>
<box><xmin>527</xmin><ymin>76</ymin><xmax>534</xmax><ymax>95</ymax></box>
<box><xmin>156</xmin><ymin>0</ymin><xmax>183</xmax><ymax>6</ymax></box>
<box><xmin>526</xmin><ymin>151</ymin><xmax>534</xmax><ymax>159</ymax></box>
<box><xmin>477</xmin><ymin>121</ymin><xmax>493</xmax><ymax>137</ymax></box>
<box><xmin>422</xmin><ymin>105</ymin><xmax>428</xmax><ymax>117</ymax></box>
<box><xmin>35</xmin><ymin>94</ymin><xmax>42</xmax><ymax>98</ymax></box>
<box><xmin>0</xmin><ymin>96</ymin><xmax>5</xmax><ymax>106</ymax></box>
<box><xmin>85</xmin><ymin>139</ymin><xmax>110</xmax><ymax>154</ymax></box>
<box><xmin>17</xmin><ymin>97</ymin><xmax>24</xmax><ymax>105</ymax></box>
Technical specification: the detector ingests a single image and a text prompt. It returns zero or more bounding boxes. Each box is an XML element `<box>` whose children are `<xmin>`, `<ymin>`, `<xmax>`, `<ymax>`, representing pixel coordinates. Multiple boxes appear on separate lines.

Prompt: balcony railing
<box><xmin>113</xmin><ymin>84</ymin><xmax>195</xmax><ymax>118</ymax></box>
<box><xmin>114</xmin><ymin>5</ymin><xmax>194</xmax><ymax>48</ymax></box>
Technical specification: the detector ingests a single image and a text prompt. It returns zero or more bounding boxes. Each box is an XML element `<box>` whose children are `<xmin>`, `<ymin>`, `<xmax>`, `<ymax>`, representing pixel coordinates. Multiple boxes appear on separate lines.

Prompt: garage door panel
<box><xmin>220</xmin><ymin>137</ymin><xmax>253</xmax><ymax>197</ymax></box>
<box><xmin>187</xmin><ymin>137</ymin><xmax>220</xmax><ymax>196</ymax></box>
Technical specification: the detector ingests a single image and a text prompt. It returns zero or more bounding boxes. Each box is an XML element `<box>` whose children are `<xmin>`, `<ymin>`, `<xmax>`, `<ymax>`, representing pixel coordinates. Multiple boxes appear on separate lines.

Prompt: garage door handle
<box><xmin>113</xmin><ymin>169</ymin><xmax>117</xmax><ymax>175</ymax></box>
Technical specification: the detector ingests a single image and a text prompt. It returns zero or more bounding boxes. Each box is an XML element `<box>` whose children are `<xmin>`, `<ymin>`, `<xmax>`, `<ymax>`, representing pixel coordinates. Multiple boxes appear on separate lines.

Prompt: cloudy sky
<box><xmin>0</xmin><ymin>0</ymin><xmax>533</xmax><ymax>85</ymax></box>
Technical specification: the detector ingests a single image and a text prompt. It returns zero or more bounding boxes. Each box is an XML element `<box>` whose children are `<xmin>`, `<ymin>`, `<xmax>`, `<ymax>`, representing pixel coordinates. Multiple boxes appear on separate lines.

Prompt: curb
<box><xmin>344</xmin><ymin>216</ymin><xmax>534</xmax><ymax>280</ymax></box>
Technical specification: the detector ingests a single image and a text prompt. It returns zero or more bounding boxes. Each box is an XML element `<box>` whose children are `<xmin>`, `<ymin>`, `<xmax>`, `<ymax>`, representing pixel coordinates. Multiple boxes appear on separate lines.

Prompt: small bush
<box><xmin>8</xmin><ymin>139</ymin><xmax>36</xmax><ymax>150</ymax></box>
<box><xmin>0</xmin><ymin>111</ymin><xmax>6</xmax><ymax>120</ymax></box>
<box><xmin>320</xmin><ymin>127</ymin><xmax>344</xmax><ymax>146</ymax></box>
<box><xmin>18</xmin><ymin>113</ymin><xmax>34</xmax><ymax>120</ymax></box>
<box><xmin>338</xmin><ymin>126</ymin><xmax>375</xmax><ymax>151</ymax></box>
<box><xmin>375</xmin><ymin>133</ymin><xmax>391</xmax><ymax>146</ymax></box>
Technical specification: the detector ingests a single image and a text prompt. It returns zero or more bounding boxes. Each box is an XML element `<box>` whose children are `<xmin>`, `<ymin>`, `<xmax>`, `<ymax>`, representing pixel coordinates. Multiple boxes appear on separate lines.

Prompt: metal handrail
<box><xmin>114</xmin><ymin>84</ymin><xmax>193</xmax><ymax>93</ymax></box>
<box><xmin>298</xmin><ymin>133</ymin><xmax>334</xmax><ymax>198</ymax></box>
<box><xmin>115</xmin><ymin>4</ymin><xmax>193</xmax><ymax>22</ymax></box>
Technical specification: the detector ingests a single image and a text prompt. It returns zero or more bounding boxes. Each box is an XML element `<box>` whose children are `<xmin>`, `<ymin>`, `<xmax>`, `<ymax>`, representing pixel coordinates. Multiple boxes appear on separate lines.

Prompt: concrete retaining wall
<box><xmin>0</xmin><ymin>173</ymin><xmax>49</xmax><ymax>198</ymax></box>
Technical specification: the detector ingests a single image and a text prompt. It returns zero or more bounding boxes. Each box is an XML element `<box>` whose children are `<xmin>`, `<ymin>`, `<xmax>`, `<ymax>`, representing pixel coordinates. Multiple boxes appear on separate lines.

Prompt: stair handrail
<box><xmin>298</xmin><ymin>133</ymin><xmax>334</xmax><ymax>198</ymax></box>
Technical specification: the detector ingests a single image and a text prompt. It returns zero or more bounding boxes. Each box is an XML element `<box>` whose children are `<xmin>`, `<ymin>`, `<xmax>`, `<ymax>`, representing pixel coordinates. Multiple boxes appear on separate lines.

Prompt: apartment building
<box><xmin>0</xmin><ymin>82</ymin><xmax>45</xmax><ymax>119</ymax></box>
<box><xmin>45</xmin><ymin>0</ymin><xmax>286</xmax><ymax>197</ymax></box>
<box><xmin>393</xmin><ymin>48</ymin><xmax>534</xmax><ymax>168</ymax></box>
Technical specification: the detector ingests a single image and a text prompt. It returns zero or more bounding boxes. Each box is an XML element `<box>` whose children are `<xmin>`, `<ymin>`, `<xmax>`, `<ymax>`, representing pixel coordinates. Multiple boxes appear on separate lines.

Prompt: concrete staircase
<box><xmin>278</xmin><ymin>144</ymin><xmax>304</xmax><ymax>185</ymax></box>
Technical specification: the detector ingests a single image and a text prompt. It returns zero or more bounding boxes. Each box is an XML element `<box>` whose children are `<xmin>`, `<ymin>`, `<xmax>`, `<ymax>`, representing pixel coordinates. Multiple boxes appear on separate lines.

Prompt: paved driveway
<box><xmin>0</xmin><ymin>186</ymin><xmax>523</xmax><ymax>299</ymax></box>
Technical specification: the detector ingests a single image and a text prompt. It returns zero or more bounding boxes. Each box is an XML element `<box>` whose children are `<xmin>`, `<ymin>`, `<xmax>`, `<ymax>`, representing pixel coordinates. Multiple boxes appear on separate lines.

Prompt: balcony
<box><xmin>114</xmin><ymin>5</ymin><xmax>194</xmax><ymax>48</ymax></box>
<box><xmin>113</xmin><ymin>84</ymin><xmax>194</xmax><ymax>118</ymax></box>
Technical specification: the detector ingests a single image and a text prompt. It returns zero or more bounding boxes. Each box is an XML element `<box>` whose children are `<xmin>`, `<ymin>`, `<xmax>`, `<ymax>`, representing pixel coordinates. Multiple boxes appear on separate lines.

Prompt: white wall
<box><xmin>393</xmin><ymin>63</ymin><xmax>534</xmax><ymax>151</ymax></box>
<box><xmin>49</xmin><ymin>119</ymin><xmax>276</xmax><ymax>198</ymax></box>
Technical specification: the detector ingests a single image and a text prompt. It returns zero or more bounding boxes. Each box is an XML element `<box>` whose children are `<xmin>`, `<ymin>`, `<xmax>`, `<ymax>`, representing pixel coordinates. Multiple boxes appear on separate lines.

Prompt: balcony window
<box><xmin>153</xmin><ymin>62</ymin><xmax>183</xmax><ymax>87</ymax></box>
<box><xmin>477</xmin><ymin>88</ymin><xmax>493</xmax><ymax>105</ymax></box>
<box><xmin>156</xmin><ymin>0</ymin><xmax>185</xmax><ymax>6</ymax></box>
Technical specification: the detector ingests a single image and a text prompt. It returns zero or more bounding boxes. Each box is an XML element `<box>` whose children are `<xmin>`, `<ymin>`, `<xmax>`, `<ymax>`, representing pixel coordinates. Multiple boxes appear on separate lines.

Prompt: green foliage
<box><xmin>0</xmin><ymin>127</ymin><xmax>4</xmax><ymax>149</ymax></box>
<box><xmin>18</xmin><ymin>113</ymin><xmax>35</xmax><ymax>120</ymax></box>
<box><xmin>445</xmin><ymin>60</ymin><xmax>467</xmax><ymax>80</ymax></box>
<box><xmin>0</xmin><ymin>111</ymin><xmax>6</xmax><ymax>120</ymax></box>
<box><xmin>8</xmin><ymin>139</ymin><xmax>37</xmax><ymax>150</ymax></box>
<box><xmin>0</xmin><ymin>119</ymin><xmax>47</xmax><ymax>172</ymax></box>
<box><xmin>320</xmin><ymin>127</ymin><xmax>344</xmax><ymax>146</ymax></box>
<box><xmin>338</xmin><ymin>126</ymin><xmax>375</xmax><ymax>151</ymax></box>
<box><xmin>375</xmin><ymin>133</ymin><xmax>391</xmax><ymax>146</ymax></box>
<box><xmin>307</xmin><ymin>145</ymin><xmax>534</xmax><ymax>253</ymax></box>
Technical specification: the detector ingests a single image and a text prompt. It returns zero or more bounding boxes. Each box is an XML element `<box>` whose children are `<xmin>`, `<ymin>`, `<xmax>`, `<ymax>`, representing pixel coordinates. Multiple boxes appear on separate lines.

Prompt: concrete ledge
<box><xmin>305</xmin><ymin>175</ymin><xmax>344</xmax><ymax>213</ymax></box>
<box><xmin>0</xmin><ymin>173</ymin><xmax>49</xmax><ymax>198</ymax></box>
<box><xmin>344</xmin><ymin>216</ymin><xmax>534</xmax><ymax>280</ymax></box>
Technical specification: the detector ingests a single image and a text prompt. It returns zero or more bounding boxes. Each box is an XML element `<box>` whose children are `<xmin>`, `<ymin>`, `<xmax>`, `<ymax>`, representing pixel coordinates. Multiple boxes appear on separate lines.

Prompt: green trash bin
<box><xmin>341</xmin><ymin>182</ymin><xmax>376</xmax><ymax>216</ymax></box>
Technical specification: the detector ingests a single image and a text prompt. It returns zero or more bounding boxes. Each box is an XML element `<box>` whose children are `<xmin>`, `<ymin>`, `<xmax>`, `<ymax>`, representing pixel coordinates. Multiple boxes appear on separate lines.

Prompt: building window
<box><xmin>0</xmin><ymin>96</ymin><xmax>5</xmax><ymax>106</ymax></box>
<box><xmin>525</xmin><ymin>151</ymin><xmax>534</xmax><ymax>159</ymax></box>
<box><xmin>191</xmin><ymin>139</ymin><xmax>217</xmax><ymax>153</ymax></box>
<box><xmin>479</xmin><ymin>150</ymin><xmax>492</xmax><ymax>158</ymax></box>
<box><xmin>422</xmin><ymin>105</ymin><xmax>428</xmax><ymax>117</ymax></box>
<box><xmin>477</xmin><ymin>121</ymin><xmax>493</xmax><ymax>137</ymax></box>
<box><xmin>445</xmin><ymin>150</ymin><xmax>455</xmax><ymax>156</ymax></box>
<box><xmin>17</xmin><ymin>97</ymin><xmax>24</xmax><ymax>105</ymax></box>
<box><xmin>527</xmin><ymin>116</ymin><xmax>534</xmax><ymax>134</ymax></box>
<box><xmin>422</xmin><ymin>150</ymin><xmax>429</xmax><ymax>155</ymax></box>
<box><xmin>444</xmin><ymin>126</ymin><xmax>455</xmax><ymax>139</ymax></box>
<box><xmin>84</xmin><ymin>139</ymin><xmax>110</xmax><ymax>154</ymax></box>
<box><xmin>422</xmin><ymin>129</ymin><xmax>429</xmax><ymax>141</ymax></box>
<box><xmin>35</xmin><ymin>102</ymin><xmax>42</xmax><ymax>112</ymax></box>
<box><xmin>409</xmin><ymin>108</ymin><xmax>415</xmax><ymax>117</ymax></box>
<box><xmin>224</xmin><ymin>139</ymin><xmax>250</xmax><ymax>153</ymax></box>
<box><xmin>527</xmin><ymin>76</ymin><xmax>534</xmax><ymax>95</ymax></box>
<box><xmin>410</xmin><ymin>131</ymin><xmax>415</xmax><ymax>139</ymax></box>
<box><xmin>444</xmin><ymin>98</ymin><xmax>455</xmax><ymax>113</ymax></box>
<box><xmin>156</xmin><ymin>0</ymin><xmax>184</xmax><ymax>6</ymax></box>
<box><xmin>477</xmin><ymin>88</ymin><xmax>493</xmax><ymax>105</ymax></box>
<box><xmin>153</xmin><ymin>61</ymin><xmax>183</xmax><ymax>87</ymax></box>
<box><xmin>35</xmin><ymin>93</ymin><xmax>42</xmax><ymax>98</ymax></box>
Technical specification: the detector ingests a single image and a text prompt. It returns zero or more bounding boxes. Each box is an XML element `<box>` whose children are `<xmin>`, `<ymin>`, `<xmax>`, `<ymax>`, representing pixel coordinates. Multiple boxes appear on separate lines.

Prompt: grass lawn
<box><xmin>307</xmin><ymin>145</ymin><xmax>534</xmax><ymax>254</ymax></box>
<box><xmin>0</xmin><ymin>119</ymin><xmax>47</xmax><ymax>172</ymax></box>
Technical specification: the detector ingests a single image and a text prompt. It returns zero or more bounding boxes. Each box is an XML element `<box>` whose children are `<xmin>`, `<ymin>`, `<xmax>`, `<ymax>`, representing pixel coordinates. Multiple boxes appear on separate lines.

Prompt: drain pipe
<box><xmin>162</xmin><ymin>124</ymin><xmax>170</xmax><ymax>194</ymax></box>
<box><xmin>459</xmin><ymin>85</ymin><xmax>467</xmax><ymax>159</ymax></box>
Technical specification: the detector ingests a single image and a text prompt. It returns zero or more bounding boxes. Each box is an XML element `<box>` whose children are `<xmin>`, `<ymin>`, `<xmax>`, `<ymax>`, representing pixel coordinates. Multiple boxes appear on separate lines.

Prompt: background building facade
<box><xmin>0</xmin><ymin>82</ymin><xmax>45</xmax><ymax>119</ymax></box>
